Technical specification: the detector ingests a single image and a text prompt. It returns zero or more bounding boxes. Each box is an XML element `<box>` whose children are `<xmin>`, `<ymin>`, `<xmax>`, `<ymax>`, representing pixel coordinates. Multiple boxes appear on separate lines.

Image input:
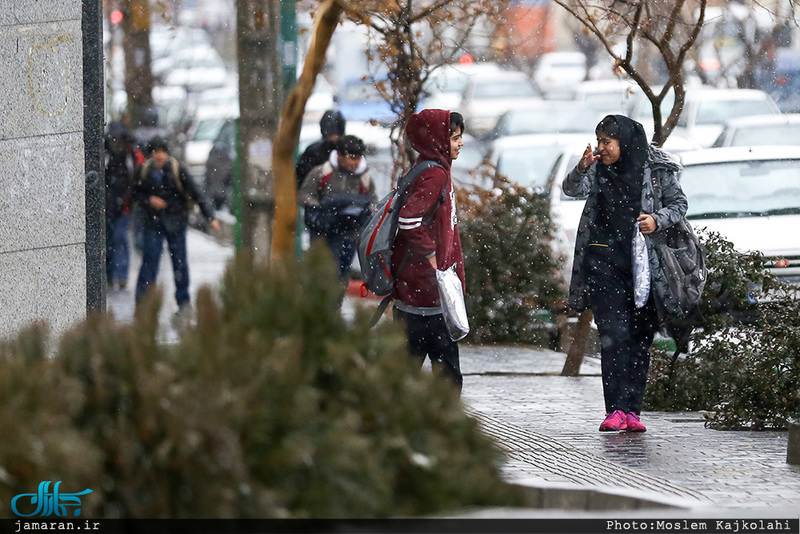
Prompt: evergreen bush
<box><xmin>0</xmin><ymin>245</ymin><xmax>522</xmax><ymax>518</ymax></box>
<box><xmin>645</xmin><ymin>229</ymin><xmax>800</xmax><ymax>429</ymax></box>
<box><xmin>458</xmin><ymin>179</ymin><xmax>567</xmax><ymax>346</ymax></box>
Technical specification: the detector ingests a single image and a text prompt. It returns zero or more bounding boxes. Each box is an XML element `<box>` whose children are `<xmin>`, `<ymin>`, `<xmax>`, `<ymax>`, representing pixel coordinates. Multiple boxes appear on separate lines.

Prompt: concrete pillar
<box><xmin>0</xmin><ymin>0</ymin><xmax>103</xmax><ymax>341</ymax></box>
<box><xmin>787</xmin><ymin>421</ymin><xmax>800</xmax><ymax>464</ymax></box>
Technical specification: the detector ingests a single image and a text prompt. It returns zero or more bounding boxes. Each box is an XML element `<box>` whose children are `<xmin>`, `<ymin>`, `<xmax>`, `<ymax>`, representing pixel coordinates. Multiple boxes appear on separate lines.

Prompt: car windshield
<box><xmin>695</xmin><ymin>99</ymin><xmax>776</xmax><ymax>125</ymax></box>
<box><xmin>496</xmin><ymin>145</ymin><xmax>564</xmax><ymax>190</ymax></box>
<box><xmin>192</xmin><ymin>118</ymin><xmax>228</xmax><ymax>142</ymax></box>
<box><xmin>681</xmin><ymin>159</ymin><xmax>800</xmax><ymax>218</ymax></box>
<box><xmin>472</xmin><ymin>80</ymin><xmax>537</xmax><ymax>99</ymax></box>
<box><xmin>501</xmin><ymin>107</ymin><xmax>595</xmax><ymax>136</ymax></box>
<box><xmin>730</xmin><ymin>125</ymin><xmax>800</xmax><ymax>146</ymax></box>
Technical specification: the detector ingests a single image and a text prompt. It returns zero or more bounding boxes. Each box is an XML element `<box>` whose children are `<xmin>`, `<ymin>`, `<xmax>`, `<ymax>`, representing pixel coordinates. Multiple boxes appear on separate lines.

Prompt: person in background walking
<box><xmin>562</xmin><ymin>114</ymin><xmax>687</xmax><ymax>433</ymax></box>
<box><xmin>295</xmin><ymin>109</ymin><xmax>346</xmax><ymax>188</ymax></box>
<box><xmin>104</xmin><ymin>121</ymin><xmax>143</xmax><ymax>291</ymax></box>
<box><xmin>133</xmin><ymin>136</ymin><xmax>220</xmax><ymax>316</ymax></box>
<box><xmin>391</xmin><ymin>109</ymin><xmax>466</xmax><ymax>395</ymax></box>
<box><xmin>298</xmin><ymin>134</ymin><xmax>376</xmax><ymax>280</ymax></box>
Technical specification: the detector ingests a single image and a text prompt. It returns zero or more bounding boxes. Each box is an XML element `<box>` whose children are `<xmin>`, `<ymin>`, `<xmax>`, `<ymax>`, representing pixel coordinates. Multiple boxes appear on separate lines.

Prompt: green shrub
<box><xmin>459</xmin><ymin>180</ymin><xmax>567</xmax><ymax>346</ymax></box>
<box><xmin>0</xmin><ymin>245</ymin><xmax>522</xmax><ymax>518</ymax></box>
<box><xmin>646</xmin><ymin>229</ymin><xmax>800</xmax><ymax>429</ymax></box>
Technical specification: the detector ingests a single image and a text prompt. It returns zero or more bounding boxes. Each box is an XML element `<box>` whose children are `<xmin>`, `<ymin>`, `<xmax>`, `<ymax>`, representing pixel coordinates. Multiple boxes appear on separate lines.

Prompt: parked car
<box><xmin>204</xmin><ymin>118</ymin><xmax>238</xmax><ymax>210</ymax></box>
<box><xmin>631</xmin><ymin>87</ymin><xmax>781</xmax><ymax>147</ymax></box>
<box><xmin>457</xmin><ymin>70</ymin><xmax>541</xmax><ymax>138</ymax></box>
<box><xmin>532</xmin><ymin>51</ymin><xmax>587</xmax><ymax>99</ymax></box>
<box><xmin>677</xmin><ymin>146</ymin><xmax>800</xmax><ymax>285</ymax></box>
<box><xmin>486</xmin><ymin>101</ymin><xmax>598</xmax><ymax>140</ymax></box>
<box><xmin>421</xmin><ymin>62</ymin><xmax>503</xmax><ymax>111</ymax></box>
<box><xmin>184</xmin><ymin>106</ymin><xmax>238</xmax><ymax>180</ymax></box>
<box><xmin>711</xmin><ymin>114</ymin><xmax>800</xmax><ymax>147</ymax></box>
<box><xmin>336</xmin><ymin>77</ymin><xmax>398</xmax><ymax>125</ymax></box>
<box><xmin>571</xmin><ymin>79</ymin><xmax>643</xmax><ymax>115</ymax></box>
<box><xmin>758</xmin><ymin>48</ymin><xmax>800</xmax><ymax>113</ymax></box>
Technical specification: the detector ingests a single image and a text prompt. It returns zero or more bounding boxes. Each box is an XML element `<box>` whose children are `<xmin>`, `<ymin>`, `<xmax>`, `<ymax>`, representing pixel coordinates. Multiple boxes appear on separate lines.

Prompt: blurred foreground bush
<box><xmin>0</xmin><ymin>245</ymin><xmax>522</xmax><ymax>517</ymax></box>
<box><xmin>646</xmin><ymin>230</ymin><xmax>800</xmax><ymax>429</ymax></box>
<box><xmin>459</xmin><ymin>179</ymin><xmax>566</xmax><ymax>347</ymax></box>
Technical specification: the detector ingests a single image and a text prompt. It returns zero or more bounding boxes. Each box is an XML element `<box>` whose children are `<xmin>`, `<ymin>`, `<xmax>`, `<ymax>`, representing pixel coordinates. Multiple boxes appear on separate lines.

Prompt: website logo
<box><xmin>11</xmin><ymin>481</ymin><xmax>93</xmax><ymax>517</ymax></box>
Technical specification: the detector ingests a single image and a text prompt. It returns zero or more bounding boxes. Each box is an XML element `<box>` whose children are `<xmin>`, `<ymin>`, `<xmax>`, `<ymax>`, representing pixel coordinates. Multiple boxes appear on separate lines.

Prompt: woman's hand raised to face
<box><xmin>578</xmin><ymin>144</ymin><xmax>600</xmax><ymax>173</ymax></box>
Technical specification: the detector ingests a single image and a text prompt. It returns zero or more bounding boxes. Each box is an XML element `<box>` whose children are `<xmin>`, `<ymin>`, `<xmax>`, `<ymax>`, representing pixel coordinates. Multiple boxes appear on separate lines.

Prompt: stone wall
<box><xmin>0</xmin><ymin>4</ymin><xmax>96</xmax><ymax>340</ymax></box>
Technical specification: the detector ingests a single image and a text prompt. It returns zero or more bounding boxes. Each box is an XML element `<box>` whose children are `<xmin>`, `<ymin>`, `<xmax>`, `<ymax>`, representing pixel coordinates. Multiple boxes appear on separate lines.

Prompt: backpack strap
<box><xmin>169</xmin><ymin>157</ymin><xmax>184</xmax><ymax>195</ymax></box>
<box><xmin>368</xmin><ymin>295</ymin><xmax>394</xmax><ymax>327</ymax></box>
<box><xmin>138</xmin><ymin>159</ymin><xmax>152</xmax><ymax>182</ymax></box>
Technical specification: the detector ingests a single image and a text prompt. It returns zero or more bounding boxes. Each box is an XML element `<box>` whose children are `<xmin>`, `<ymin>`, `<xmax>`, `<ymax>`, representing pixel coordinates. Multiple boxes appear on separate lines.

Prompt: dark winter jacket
<box><xmin>105</xmin><ymin>121</ymin><xmax>136</xmax><ymax>219</ymax></box>
<box><xmin>563</xmin><ymin>144</ymin><xmax>686</xmax><ymax>313</ymax></box>
<box><xmin>298</xmin><ymin>150</ymin><xmax>376</xmax><ymax>207</ymax></box>
<box><xmin>391</xmin><ymin>109</ymin><xmax>465</xmax><ymax>312</ymax></box>
<box><xmin>133</xmin><ymin>157</ymin><xmax>216</xmax><ymax>233</ymax></box>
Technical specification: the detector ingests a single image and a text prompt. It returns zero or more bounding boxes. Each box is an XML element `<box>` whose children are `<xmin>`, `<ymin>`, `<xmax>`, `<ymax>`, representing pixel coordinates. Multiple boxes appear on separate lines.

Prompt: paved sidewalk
<box><xmin>457</xmin><ymin>344</ymin><xmax>800</xmax><ymax>512</ymax></box>
<box><xmin>108</xmin><ymin>232</ymin><xmax>800</xmax><ymax>515</ymax></box>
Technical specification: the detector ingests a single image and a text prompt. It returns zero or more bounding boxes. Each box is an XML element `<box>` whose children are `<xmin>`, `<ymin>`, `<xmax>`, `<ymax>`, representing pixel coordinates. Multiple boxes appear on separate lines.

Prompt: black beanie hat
<box><xmin>337</xmin><ymin>135</ymin><xmax>365</xmax><ymax>156</ymax></box>
<box><xmin>320</xmin><ymin>109</ymin><xmax>346</xmax><ymax>136</ymax></box>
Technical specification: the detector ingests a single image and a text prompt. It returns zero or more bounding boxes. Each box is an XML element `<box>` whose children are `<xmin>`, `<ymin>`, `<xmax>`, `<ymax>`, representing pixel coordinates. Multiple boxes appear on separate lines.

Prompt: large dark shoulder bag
<box><xmin>650</xmin><ymin>175</ymin><xmax>708</xmax><ymax>321</ymax></box>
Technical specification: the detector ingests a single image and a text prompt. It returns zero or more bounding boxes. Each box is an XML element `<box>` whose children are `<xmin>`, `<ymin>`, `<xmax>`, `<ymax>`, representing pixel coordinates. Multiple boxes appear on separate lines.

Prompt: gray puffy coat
<box><xmin>562</xmin><ymin>145</ymin><xmax>687</xmax><ymax>314</ymax></box>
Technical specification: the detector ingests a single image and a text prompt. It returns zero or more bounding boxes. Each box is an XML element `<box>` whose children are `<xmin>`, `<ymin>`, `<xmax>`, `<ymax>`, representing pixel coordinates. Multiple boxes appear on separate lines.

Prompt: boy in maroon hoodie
<box><xmin>392</xmin><ymin>109</ymin><xmax>466</xmax><ymax>394</ymax></box>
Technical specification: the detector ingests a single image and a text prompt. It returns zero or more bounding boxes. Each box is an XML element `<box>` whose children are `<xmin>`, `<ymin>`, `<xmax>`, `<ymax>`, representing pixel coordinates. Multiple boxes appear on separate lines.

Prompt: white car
<box><xmin>711</xmin><ymin>114</ymin><xmax>800</xmax><ymax>147</ymax></box>
<box><xmin>572</xmin><ymin>79</ymin><xmax>643</xmax><ymax>115</ymax></box>
<box><xmin>532</xmin><ymin>51</ymin><xmax>587</xmax><ymax>99</ymax></box>
<box><xmin>631</xmin><ymin>87</ymin><xmax>781</xmax><ymax>147</ymax></box>
<box><xmin>421</xmin><ymin>62</ymin><xmax>503</xmax><ymax>111</ymax></box>
<box><xmin>457</xmin><ymin>70</ymin><xmax>541</xmax><ymax>137</ymax></box>
<box><xmin>678</xmin><ymin>146</ymin><xmax>800</xmax><ymax>284</ymax></box>
<box><xmin>487</xmin><ymin>101</ymin><xmax>599</xmax><ymax>140</ymax></box>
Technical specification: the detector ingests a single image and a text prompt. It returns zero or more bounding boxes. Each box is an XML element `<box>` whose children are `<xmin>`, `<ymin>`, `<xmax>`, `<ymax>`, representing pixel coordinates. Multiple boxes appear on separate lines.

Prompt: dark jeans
<box><xmin>326</xmin><ymin>234</ymin><xmax>357</xmax><ymax>278</ymax></box>
<box><xmin>394</xmin><ymin>308</ymin><xmax>462</xmax><ymax>395</ymax></box>
<box><xmin>135</xmin><ymin>223</ymin><xmax>190</xmax><ymax>307</ymax></box>
<box><xmin>106</xmin><ymin>213</ymin><xmax>130</xmax><ymax>283</ymax></box>
<box><xmin>586</xmin><ymin>245</ymin><xmax>657</xmax><ymax>415</ymax></box>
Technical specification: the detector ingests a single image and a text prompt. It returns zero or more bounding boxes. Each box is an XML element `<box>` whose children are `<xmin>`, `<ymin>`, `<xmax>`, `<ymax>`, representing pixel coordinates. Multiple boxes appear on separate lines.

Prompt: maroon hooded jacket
<box><xmin>391</xmin><ymin>109</ymin><xmax>466</xmax><ymax>311</ymax></box>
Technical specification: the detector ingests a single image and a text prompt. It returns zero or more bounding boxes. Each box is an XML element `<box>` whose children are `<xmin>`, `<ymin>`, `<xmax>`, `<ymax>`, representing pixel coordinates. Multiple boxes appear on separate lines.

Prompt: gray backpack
<box><xmin>357</xmin><ymin>160</ymin><xmax>441</xmax><ymax>298</ymax></box>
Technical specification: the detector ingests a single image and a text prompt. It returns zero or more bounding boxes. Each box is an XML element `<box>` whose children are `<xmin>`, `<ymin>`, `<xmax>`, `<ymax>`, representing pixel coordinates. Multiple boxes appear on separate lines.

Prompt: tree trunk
<box><xmin>271</xmin><ymin>0</ymin><xmax>344</xmax><ymax>261</ymax></box>
<box><xmin>119</xmin><ymin>0</ymin><xmax>154</xmax><ymax>128</ymax></box>
<box><xmin>561</xmin><ymin>310</ymin><xmax>593</xmax><ymax>376</ymax></box>
<box><xmin>237</xmin><ymin>0</ymin><xmax>284</xmax><ymax>263</ymax></box>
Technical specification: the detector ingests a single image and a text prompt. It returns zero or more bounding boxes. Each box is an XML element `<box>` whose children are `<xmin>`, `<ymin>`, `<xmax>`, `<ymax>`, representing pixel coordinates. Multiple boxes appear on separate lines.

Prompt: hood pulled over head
<box><xmin>405</xmin><ymin>109</ymin><xmax>451</xmax><ymax>171</ymax></box>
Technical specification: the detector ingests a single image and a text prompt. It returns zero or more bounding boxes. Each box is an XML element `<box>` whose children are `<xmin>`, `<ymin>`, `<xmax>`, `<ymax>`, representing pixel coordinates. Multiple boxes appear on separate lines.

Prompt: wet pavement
<box><xmin>108</xmin><ymin>228</ymin><xmax>800</xmax><ymax>517</ymax></box>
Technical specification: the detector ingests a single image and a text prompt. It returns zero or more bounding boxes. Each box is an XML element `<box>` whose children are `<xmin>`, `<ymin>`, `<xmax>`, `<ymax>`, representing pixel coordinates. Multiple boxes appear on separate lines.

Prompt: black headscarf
<box><xmin>595</xmin><ymin>114</ymin><xmax>649</xmax><ymax>187</ymax></box>
<box><xmin>590</xmin><ymin>115</ymin><xmax>649</xmax><ymax>251</ymax></box>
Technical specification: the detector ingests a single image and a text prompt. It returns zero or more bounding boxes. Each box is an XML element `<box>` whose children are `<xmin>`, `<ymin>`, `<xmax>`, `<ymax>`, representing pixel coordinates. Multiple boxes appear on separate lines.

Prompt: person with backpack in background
<box><xmin>298</xmin><ymin>134</ymin><xmax>376</xmax><ymax>280</ymax></box>
<box><xmin>295</xmin><ymin>109</ymin><xmax>346</xmax><ymax>188</ymax></box>
<box><xmin>391</xmin><ymin>109</ymin><xmax>466</xmax><ymax>395</ymax></box>
<box><xmin>133</xmin><ymin>136</ymin><xmax>220</xmax><ymax>317</ymax></box>
<box><xmin>562</xmin><ymin>114</ymin><xmax>688</xmax><ymax>433</ymax></box>
<box><xmin>104</xmin><ymin>120</ymin><xmax>144</xmax><ymax>291</ymax></box>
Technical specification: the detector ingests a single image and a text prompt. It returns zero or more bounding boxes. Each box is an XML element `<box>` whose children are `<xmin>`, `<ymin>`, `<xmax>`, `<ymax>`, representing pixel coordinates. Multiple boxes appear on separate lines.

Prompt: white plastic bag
<box><xmin>632</xmin><ymin>222</ymin><xmax>651</xmax><ymax>308</ymax></box>
<box><xmin>435</xmin><ymin>265</ymin><xmax>470</xmax><ymax>341</ymax></box>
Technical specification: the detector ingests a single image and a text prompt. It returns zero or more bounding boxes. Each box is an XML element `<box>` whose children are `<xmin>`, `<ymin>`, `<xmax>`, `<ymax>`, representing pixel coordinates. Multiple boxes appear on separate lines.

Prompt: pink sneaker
<box><xmin>626</xmin><ymin>412</ymin><xmax>647</xmax><ymax>432</ymax></box>
<box><xmin>599</xmin><ymin>410</ymin><xmax>628</xmax><ymax>431</ymax></box>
